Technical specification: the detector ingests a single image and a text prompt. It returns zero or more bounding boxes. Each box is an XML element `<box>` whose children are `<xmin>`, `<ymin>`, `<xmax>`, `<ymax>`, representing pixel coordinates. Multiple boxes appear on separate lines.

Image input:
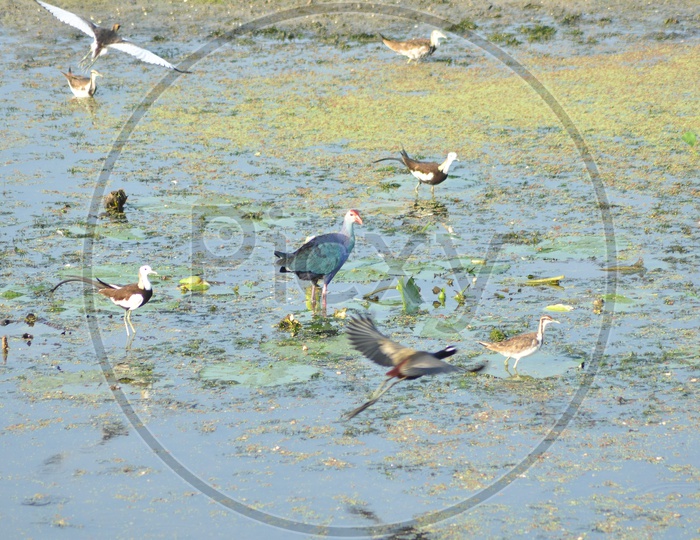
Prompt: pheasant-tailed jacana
<box><xmin>379</xmin><ymin>30</ymin><xmax>447</xmax><ymax>63</ymax></box>
<box><xmin>51</xmin><ymin>265</ymin><xmax>157</xmax><ymax>337</ymax></box>
<box><xmin>477</xmin><ymin>315</ymin><xmax>560</xmax><ymax>372</ymax></box>
<box><xmin>373</xmin><ymin>149</ymin><xmax>458</xmax><ymax>196</ymax></box>
<box><xmin>35</xmin><ymin>1</ymin><xmax>190</xmax><ymax>72</ymax></box>
<box><xmin>61</xmin><ymin>67</ymin><xmax>102</xmax><ymax>98</ymax></box>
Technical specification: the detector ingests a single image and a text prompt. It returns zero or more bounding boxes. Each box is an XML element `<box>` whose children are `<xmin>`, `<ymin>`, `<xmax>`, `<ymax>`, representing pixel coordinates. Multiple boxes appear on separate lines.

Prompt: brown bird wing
<box><xmin>480</xmin><ymin>332</ymin><xmax>538</xmax><ymax>354</ymax></box>
<box><xmin>98</xmin><ymin>283</ymin><xmax>141</xmax><ymax>302</ymax></box>
<box><xmin>399</xmin><ymin>150</ymin><xmax>439</xmax><ymax>175</ymax></box>
<box><xmin>381</xmin><ymin>36</ymin><xmax>430</xmax><ymax>54</ymax></box>
<box><xmin>346</xmin><ymin>315</ymin><xmax>416</xmax><ymax>367</ymax></box>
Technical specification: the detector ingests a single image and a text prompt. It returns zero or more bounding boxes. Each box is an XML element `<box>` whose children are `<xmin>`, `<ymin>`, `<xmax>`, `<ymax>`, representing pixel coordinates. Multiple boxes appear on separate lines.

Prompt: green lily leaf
<box><xmin>396</xmin><ymin>276</ymin><xmax>423</xmax><ymax>313</ymax></box>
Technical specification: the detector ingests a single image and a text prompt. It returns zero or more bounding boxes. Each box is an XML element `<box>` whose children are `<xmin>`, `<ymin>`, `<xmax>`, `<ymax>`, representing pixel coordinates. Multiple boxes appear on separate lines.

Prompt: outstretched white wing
<box><xmin>108</xmin><ymin>42</ymin><xmax>178</xmax><ymax>70</ymax></box>
<box><xmin>36</xmin><ymin>0</ymin><xmax>96</xmax><ymax>38</ymax></box>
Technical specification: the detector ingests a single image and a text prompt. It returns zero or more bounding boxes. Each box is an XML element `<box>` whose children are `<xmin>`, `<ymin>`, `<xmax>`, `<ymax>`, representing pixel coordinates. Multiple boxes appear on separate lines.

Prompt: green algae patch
<box><xmin>199</xmin><ymin>361</ymin><xmax>320</xmax><ymax>387</ymax></box>
<box><xmin>19</xmin><ymin>370</ymin><xmax>109</xmax><ymax>399</ymax></box>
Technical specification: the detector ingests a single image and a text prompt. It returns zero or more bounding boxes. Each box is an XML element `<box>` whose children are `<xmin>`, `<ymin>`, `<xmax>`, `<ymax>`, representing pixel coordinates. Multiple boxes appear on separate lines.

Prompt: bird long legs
<box><xmin>342</xmin><ymin>377</ymin><xmax>406</xmax><ymax>420</ymax></box>
<box><xmin>123</xmin><ymin>310</ymin><xmax>137</xmax><ymax>336</ymax></box>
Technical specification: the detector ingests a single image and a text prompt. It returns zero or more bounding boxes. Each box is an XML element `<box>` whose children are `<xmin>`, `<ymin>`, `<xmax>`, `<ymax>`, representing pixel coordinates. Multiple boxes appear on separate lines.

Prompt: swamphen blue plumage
<box><xmin>275</xmin><ymin>209</ymin><xmax>363</xmax><ymax>311</ymax></box>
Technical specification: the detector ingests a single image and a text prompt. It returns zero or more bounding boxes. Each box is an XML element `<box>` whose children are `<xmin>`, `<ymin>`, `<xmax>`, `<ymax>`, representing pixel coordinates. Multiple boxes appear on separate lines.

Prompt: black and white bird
<box><xmin>51</xmin><ymin>265</ymin><xmax>157</xmax><ymax>337</ymax></box>
<box><xmin>380</xmin><ymin>29</ymin><xmax>447</xmax><ymax>63</ymax></box>
<box><xmin>61</xmin><ymin>67</ymin><xmax>102</xmax><ymax>98</ymax></box>
<box><xmin>35</xmin><ymin>1</ymin><xmax>190</xmax><ymax>72</ymax></box>
<box><xmin>478</xmin><ymin>315</ymin><xmax>560</xmax><ymax>372</ymax></box>
<box><xmin>343</xmin><ymin>315</ymin><xmax>484</xmax><ymax>419</ymax></box>
<box><xmin>373</xmin><ymin>149</ymin><xmax>459</xmax><ymax>196</ymax></box>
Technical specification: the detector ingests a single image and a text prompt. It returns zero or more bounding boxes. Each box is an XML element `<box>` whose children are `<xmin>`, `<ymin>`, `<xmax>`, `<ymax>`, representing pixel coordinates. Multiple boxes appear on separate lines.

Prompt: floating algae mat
<box><xmin>199</xmin><ymin>360</ymin><xmax>320</xmax><ymax>387</ymax></box>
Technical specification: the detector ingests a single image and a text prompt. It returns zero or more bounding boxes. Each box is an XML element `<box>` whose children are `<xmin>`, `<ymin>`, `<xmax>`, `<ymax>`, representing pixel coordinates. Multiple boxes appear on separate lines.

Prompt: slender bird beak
<box><xmin>149</xmin><ymin>270</ymin><xmax>158</xmax><ymax>276</ymax></box>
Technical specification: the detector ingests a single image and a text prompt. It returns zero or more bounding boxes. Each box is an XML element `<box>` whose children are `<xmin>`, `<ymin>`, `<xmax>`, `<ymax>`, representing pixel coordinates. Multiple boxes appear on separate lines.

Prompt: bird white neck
<box><xmin>439</xmin><ymin>154</ymin><xmax>457</xmax><ymax>174</ymax></box>
<box><xmin>138</xmin><ymin>272</ymin><xmax>152</xmax><ymax>291</ymax></box>
<box><xmin>537</xmin><ymin>318</ymin><xmax>554</xmax><ymax>344</ymax></box>
<box><xmin>430</xmin><ymin>31</ymin><xmax>445</xmax><ymax>48</ymax></box>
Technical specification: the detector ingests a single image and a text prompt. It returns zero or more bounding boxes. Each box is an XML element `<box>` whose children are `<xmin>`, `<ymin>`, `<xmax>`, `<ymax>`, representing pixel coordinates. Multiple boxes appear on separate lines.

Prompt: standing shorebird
<box><xmin>275</xmin><ymin>209</ymin><xmax>363</xmax><ymax>313</ymax></box>
<box><xmin>35</xmin><ymin>1</ymin><xmax>190</xmax><ymax>72</ymax></box>
<box><xmin>61</xmin><ymin>67</ymin><xmax>102</xmax><ymax>98</ymax></box>
<box><xmin>379</xmin><ymin>29</ymin><xmax>447</xmax><ymax>63</ymax></box>
<box><xmin>51</xmin><ymin>265</ymin><xmax>157</xmax><ymax>337</ymax></box>
<box><xmin>477</xmin><ymin>315</ymin><xmax>560</xmax><ymax>372</ymax></box>
<box><xmin>343</xmin><ymin>315</ymin><xmax>484</xmax><ymax>419</ymax></box>
<box><xmin>373</xmin><ymin>149</ymin><xmax>459</xmax><ymax>196</ymax></box>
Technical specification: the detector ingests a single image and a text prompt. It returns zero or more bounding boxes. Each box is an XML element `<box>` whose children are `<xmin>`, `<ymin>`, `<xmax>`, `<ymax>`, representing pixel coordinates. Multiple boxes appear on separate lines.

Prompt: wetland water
<box><xmin>1</xmin><ymin>0</ymin><xmax>698</xmax><ymax>537</ymax></box>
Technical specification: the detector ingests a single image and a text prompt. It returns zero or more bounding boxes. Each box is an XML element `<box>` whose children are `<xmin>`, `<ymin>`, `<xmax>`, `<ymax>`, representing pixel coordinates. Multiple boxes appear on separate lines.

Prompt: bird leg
<box><xmin>431</xmin><ymin>185</ymin><xmax>436</xmax><ymax>198</ymax></box>
<box><xmin>78</xmin><ymin>50</ymin><xmax>96</xmax><ymax>71</ymax></box>
<box><xmin>123</xmin><ymin>312</ymin><xmax>131</xmax><ymax>337</ymax></box>
<box><xmin>128</xmin><ymin>311</ymin><xmax>137</xmax><ymax>335</ymax></box>
<box><xmin>342</xmin><ymin>378</ymin><xmax>404</xmax><ymax>420</ymax></box>
<box><xmin>123</xmin><ymin>311</ymin><xmax>137</xmax><ymax>337</ymax></box>
<box><xmin>321</xmin><ymin>283</ymin><xmax>329</xmax><ymax>310</ymax></box>
<box><xmin>310</xmin><ymin>284</ymin><xmax>316</xmax><ymax>310</ymax></box>
<box><xmin>369</xmin><ymin>376</ymin><xmax>392</xmax><ymax>399</ymax></box>
<box><xmin>414</xmin><ymin>182</ymin><xmax>420</xmax><ymax>194</ymax></box>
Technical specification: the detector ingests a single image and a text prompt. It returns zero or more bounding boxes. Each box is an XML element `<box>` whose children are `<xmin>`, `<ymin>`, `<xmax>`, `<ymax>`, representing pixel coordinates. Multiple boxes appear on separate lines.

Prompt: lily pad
<box><xmin>199</xmin><ymin>361</ymin><xmax>320</xmax><ymax>387</ymax></box>
<box><xmin>545</xmin><ymin>304</ymin><xmax>574</xmax><ymax>312</ymax></box>
<box><xmin>179</xmin><ymin>276</ymin><xmax>211</xmax><ymax>292</ymax></box>
<box><xmin>682</xmin><ymin>131</ymin><xmax>697</xmax><ymax>147</ymax></box>
<box><xmin>601</xmin><ymin>294</ymin><xmax>634</xmax><ymax>304</ymax></box>
<box><xmin>396</xmin><ymin>276</ymin><xmax>423</xmax><ymax>313</ymax></box>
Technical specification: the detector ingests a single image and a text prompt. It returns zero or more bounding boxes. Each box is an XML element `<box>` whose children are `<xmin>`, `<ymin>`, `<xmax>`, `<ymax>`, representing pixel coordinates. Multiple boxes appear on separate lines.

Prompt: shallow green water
<box><xmin>1</xmin><ymin>2</ymin><xmax>699</xmax><ymax>538</ymax></box>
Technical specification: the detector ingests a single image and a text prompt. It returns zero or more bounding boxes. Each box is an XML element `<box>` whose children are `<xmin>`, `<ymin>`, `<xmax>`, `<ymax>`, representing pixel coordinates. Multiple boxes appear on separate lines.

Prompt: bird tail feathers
<box><xmin>51</xmin><ymin>276</ymin><xmax>104</xmax><ymax>293</ymax></box>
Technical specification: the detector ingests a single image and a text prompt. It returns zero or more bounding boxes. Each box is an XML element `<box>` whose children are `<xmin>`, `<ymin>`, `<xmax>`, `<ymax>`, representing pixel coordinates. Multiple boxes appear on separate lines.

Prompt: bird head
<box><xmin>540</xmin><ymin>315</ymin><xmax>560</xmax><ymax>328</ymax></box>
<box><xmin>431</xmin><ymin>30</ymin><xmax>448</xmax><ymax>46</ymax></box>
<box><xmin>140</xmin><ymin>265</ymin><xmax>158</xmax><ymax>277</ymax></box>
<box><xmin>112</xmin><ymin>23</ymin><xmax>121</xmax><ymax>32</ymax></box>
<box><xmin>91</xmin><ymin>70</ymin><xmax>103</xmax><ymax>78</ymax></box>
<box><xmin>346</xmin><ymin>209</ymin><xmax>363</xmax><ymax>226</ymax></box>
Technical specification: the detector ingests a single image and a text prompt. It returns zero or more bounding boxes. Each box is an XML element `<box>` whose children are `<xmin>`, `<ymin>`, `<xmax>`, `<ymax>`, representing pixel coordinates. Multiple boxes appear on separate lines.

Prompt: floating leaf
<box><xmin>545</xmin><ymin>304</ymin><xmax>574</xmax><ymax>312</ymax></box>
<box><xmin>396</xmin><ymin>276</ymin><xmax>423</xmax><ymax>313</ymax></box>
<box><xmin>602</xmin><ymin>258</ymin><xmax>645</xmax><ymax>274</ymax></box>
<box><xmin>454</xmin><ymin>285</ymin><xmax>470</xmax><ymax>305</ymax></box>
<box><xmin>200</xmin><ymin>361</ymin><xmax>320</xmax><ymax>387</ymax></box>
<box><xmin>525</xmin><ymin>275</ymin><xmax>565</xmax><ymax>286</ymax></box>
<box><xmin>601</xmin><ymin>293</ymin><xmax>634</xmax><ymax>304</ymax></box>
<box><xmin>278</xmin><ymin>313</ymin><xmax>302</xmax><ymax>336</ymax></box>
<box><xmin>178</xmin><ymin>276</ymin><xmax>210</xmax><ymax>292</ymax></box>
<box><xmin>682</xmin><ymin>131</ymin><xmax>697</xmax><ymax>147</ymax></box>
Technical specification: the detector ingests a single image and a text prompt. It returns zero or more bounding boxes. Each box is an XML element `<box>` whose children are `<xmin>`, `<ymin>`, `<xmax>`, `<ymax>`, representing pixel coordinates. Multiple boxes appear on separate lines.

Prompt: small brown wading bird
<box><xmin>343</xmin><ymin>315</ymin><xmax>485</xmax><ymax>420</ymax></box>
<box><xmin>35</xmin><ymin>0</ymin><xmax>190</xmax><ymax>72</ymax></box>
<box><xmin>380</xmin><ymin>29</ymin><xmax>447</xmax><ymax>63</ymax></box>
<box><xmin>61</xmin><ymin>67</ymin><xmax>102</xmax><ymax>98</ymax></box>
<box><xmin>275</xmin><ymin>209</ymin><xmax>363</xmax><ymax>313</ymax></box>
<box><xmin>51</xmin><ymin>265</ymin><xmax>157</xmax><ymax>337</ymax></box>
<box><xmin>477</xmin><ymin>315</ymin><xmax>560</xmax><ymax>372</ymax></box>
<box><xmin>373</xmin><ymin>149</ymin><xmax>459</xmax><ymax>196</ymax></box>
